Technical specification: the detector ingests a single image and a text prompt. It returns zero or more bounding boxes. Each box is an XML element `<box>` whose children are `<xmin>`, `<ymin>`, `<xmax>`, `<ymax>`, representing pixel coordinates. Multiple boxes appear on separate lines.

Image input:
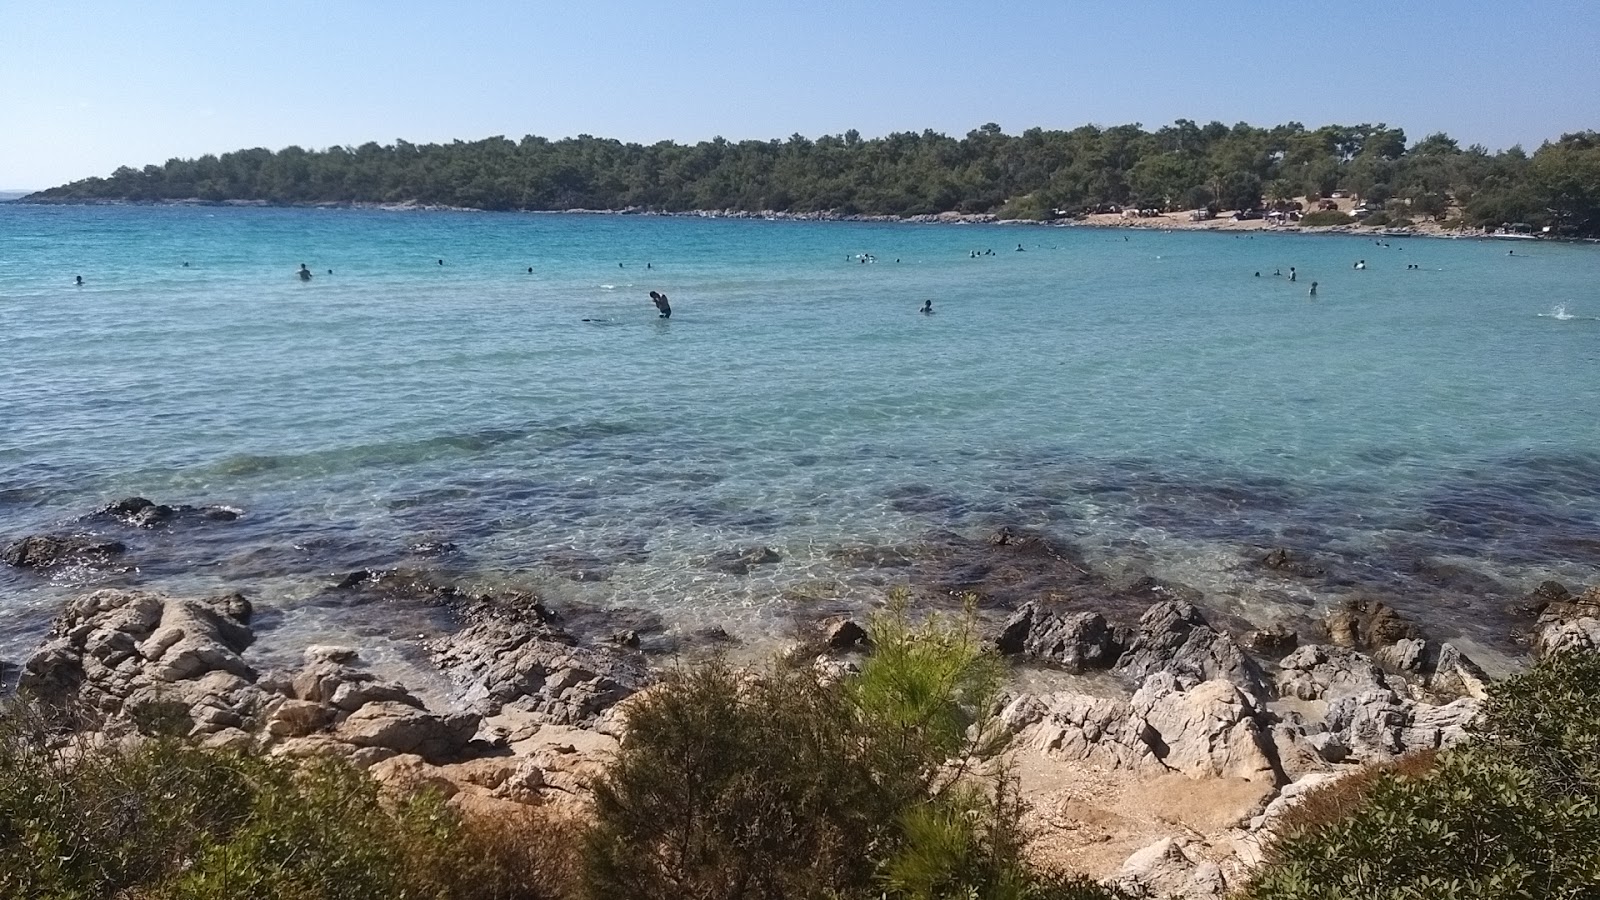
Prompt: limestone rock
<box><xmin>1323</xmin><ymin>689</ymin><xmax>1478</xmax><ymax>759</ymax></box>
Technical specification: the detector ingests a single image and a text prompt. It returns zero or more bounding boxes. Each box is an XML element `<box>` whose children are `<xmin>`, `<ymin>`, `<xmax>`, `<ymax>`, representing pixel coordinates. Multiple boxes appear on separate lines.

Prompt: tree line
<box><xmin>26</xmin><ymin>121</ymin><xmax>1600</xmax><ymax>235</ymax></box>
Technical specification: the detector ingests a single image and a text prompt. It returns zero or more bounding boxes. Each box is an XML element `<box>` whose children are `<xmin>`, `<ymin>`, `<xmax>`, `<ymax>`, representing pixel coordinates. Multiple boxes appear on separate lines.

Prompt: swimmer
<box><xmin>438</xmin><ymin>259</ymin><xmax>444</xmax><ymax>266</ymax></box>
<box><xmin>297</xmin><ymin>264</ymin><xmax>312</xmax><ymax>282</ymax></box>
<box><xmin>74</xmin><ymin>275</ymin><xmax>83</xmax><ymax>286</ymax></box>
<box><xmin>528</xmin><ymin>267</ymin><xmax>534</xmax><ymax>274</ymax></box>
<box><xmin>1355</xmin><ymin>260</ymin><xmax>1366</xmax><ymax>269</ymax></box>
<box><xmin>649</xmin><ymin>290</ymin><xmax>671</xmax><ymax>319</ymax></box>
<box><xmin>182</xmin><ymin>262</ymin><xmax>190</xmax><ymax>267</ymax></box>
<box><xmin>920</xmin><ymin>300</ymin><xmax>933</xmax><ymax>314</ymax></box>
<box><xmin>327</xmin><ymin>269</ymin><xmax>333</xmax><ymax>275</ymax></box>
<box><xmin>1289</xmin><ymin>267</ymin><xmax>1297</xmax><ymax>283</ymax></box>
<box><xmin>1016</xmin><ymin>243</ymin><xmax>1025</xmax><ymax>252</ymax></box>
<box><xmin>1309</xmin><ymin>281</ymin><xmax>1318</xmax><ymax>297</ymax></box>
<box><xmin>1274</xmin><ymin>269</ymin><xmax>1281</xmax><ymax>276</ymax></box>
<box><xmin>1254</xmin><ymin>272</ymin><xmax>1260</xmax><ymax>277</ymax></box>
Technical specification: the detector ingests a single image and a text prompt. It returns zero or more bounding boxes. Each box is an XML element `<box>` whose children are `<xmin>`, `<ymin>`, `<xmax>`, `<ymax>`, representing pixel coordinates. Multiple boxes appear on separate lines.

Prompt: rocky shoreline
<box><xmin>5</xmin><ymin>498</ymin><xmax>1594</xmax><ymax>897</ymax></box>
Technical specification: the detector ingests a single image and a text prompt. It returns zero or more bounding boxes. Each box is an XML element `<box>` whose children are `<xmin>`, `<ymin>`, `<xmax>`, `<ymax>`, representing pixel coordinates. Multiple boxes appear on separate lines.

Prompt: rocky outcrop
<box><xmin>20</xmin><ymin>589</ymin><xmax>263</xmax><ymax>731</ymax></box>
<box><xmin>1005</xmin><ymin>672</ymin><xmax>1282</xmax><ymax>784</ymax></box>
<box><xmin>336</xmin><ymin>701</ymin><xmax>479</xmax><ymax>763</ymax></box>
<box><xmin>1258</xmin><ymin>547</ymin><xmax>1325</xmax><ymax>578</ymax></box>
<box><xmin>995</xmin><ymin>602</ymin><xmax>1121</xmax><ymax>672</ymax></box>
<box><xmin>1275</xmin><ymin>644</ymin><xmax>1391</xmax><ymax>701</ymax></box>
<box><xmin>1533</xmin><ymin>586</ymin><xmax>1600</xmax><ymax>658</ymax></box>
<box><xmin>431</xmin><ymin>618</ymin><xmax>651</xmax><ymax>724</ymax></box>
<box><xmin>2</xmin><ymin>534</ymin><xmax>126</xmax><ymax>570</ymax></box>
<box><xmin>1113</xmin><ymin>601</ymin><xmax>1269</xmax><ymax>701</ymax></box>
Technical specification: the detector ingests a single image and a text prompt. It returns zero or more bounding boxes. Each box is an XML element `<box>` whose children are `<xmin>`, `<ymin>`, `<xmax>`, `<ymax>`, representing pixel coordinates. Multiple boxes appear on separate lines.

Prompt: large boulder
<box><xmin>95</xmin><ymin>496</ymin><xmax>240</xmax><ymax>528</ymax></box>
<box><xmin>431</xmin><ymin>618</ymin><xmax>651</xmax><ymax>725</ymax></box>
<box><xmin>1112</xmin><ymin>601</ymin><xmax>1269</xmax><ymax>701</ymax></box>
<box><xmin>2</xmin><ymin>534</ymin><xmax>126</xmax><ymax>570</ymax></box>
<box><xmin>335</xmin><ymin>701</ymin><xmax>480</xmax><ymax>764</ymax></box>
<box><xmin>995</xmin><ymin>601</ymin><xmax>1122</xmax><ymax>672</ymax></box>
<box><xmin>1113</xmin><ymin>837</ymin><xmax>1228</xmax><ymax>900</ymax></box>
<box><xmin>1131</xmin><ymin>673</ymin><xmax>1282</xmax><ymax>784</ymax></box>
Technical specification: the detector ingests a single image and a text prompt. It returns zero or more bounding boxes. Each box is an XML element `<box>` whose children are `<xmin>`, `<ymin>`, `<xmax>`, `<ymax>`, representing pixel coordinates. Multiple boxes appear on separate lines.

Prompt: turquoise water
<box><xmin>2</xmin><ymin>204</ymin><xmax>1598</xmax><ymax>673</ymax></box>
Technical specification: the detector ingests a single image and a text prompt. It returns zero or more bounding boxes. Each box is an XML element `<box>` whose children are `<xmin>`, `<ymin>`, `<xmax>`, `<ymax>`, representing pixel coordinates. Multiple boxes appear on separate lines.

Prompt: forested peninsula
<box><xmin>25</xmin><ymin>121</ymin><xmax>1600</xmax><ymax>236</ymax></box>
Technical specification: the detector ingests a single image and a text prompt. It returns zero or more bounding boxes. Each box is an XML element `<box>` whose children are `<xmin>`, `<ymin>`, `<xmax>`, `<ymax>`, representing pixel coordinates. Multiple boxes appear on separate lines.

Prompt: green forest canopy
<box><xmin>26</xmin><ymin>121</ymin><xmax>1600</xmax><ymax>235</ymax></box>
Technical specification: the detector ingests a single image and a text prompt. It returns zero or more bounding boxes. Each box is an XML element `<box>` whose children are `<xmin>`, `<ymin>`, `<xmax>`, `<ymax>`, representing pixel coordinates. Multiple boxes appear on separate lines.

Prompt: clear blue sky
<box><xmin>3</xmin><ymin>0</ymin><xmax>1597</xmax><ymax>189</ymax></box>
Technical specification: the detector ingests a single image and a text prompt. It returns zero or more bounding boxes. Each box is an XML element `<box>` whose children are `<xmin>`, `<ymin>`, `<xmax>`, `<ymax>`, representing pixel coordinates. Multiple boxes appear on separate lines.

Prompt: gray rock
<box><xmin>1370</xmin><ymin>639</ymin><xmax>1492</xmax><ymax>700</ymax></box>
<box><xmin>995</xmin><ymin>602</ymin><xmax>1121</xmax><ymax>672</ymax></box>
<box><xmin>1323</xmin><ymin>689</ymin><xmax>1479</xmax><ymax>759</ymax></box>
<box><xmin>431</xmin><ymin>618</ymin><xmax>651</xmax><ymax>725</ymax></box>
<box><xmin>1112</xmin><ymin>601</ymin><xmax>1269</xmax><ymax>701</ymax></box>
<box><xmin>1114</xmin><ymin>837</ymin><xmax>1228</xmax><ymax>900</ymax></box>
<box><xmin>707</xmin><ymin>545</ymin><xmax>782</xmax><ymax>575</ymax></box>
<box><xmin>821</xmin><ymin>617</ymin><xmax>869</xmax><ymax>650</ymax></box>
<box><xmin>1275</xmin><ymin>644</ymin><xmax>1390</xmax><ymax>701</ymax></box>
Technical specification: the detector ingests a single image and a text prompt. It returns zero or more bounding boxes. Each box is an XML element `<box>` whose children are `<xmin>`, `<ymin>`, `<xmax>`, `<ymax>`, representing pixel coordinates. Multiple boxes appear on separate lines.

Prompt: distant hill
<box><xmin>21</xmin><ymin>123</ymin><xmax>1600</xmax><ymax>235</ymax></box>
<box><xmin>0</xmin><ymin>190</ymin><xmax>34</xmax><ymax>202</ymax></box>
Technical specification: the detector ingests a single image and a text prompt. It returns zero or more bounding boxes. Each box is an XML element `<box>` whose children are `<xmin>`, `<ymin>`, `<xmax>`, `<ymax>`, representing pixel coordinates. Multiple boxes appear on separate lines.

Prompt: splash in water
<box><xmin>1541</xmin><ymin>304</ymin><xmax>1576</xmax><ymax>320</ymax></box>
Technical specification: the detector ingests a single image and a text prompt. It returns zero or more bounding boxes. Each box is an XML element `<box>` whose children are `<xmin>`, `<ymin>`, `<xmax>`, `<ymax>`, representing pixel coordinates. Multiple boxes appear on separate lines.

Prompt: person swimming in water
<box><xmin>74</xmin><ymin>275</ymin><xmax>83</xmax><ymax>286</ymax></box>
<box><xmin>298</xmin><ymin>264</ymin><xmax>312</xmax><ymax>281</ymax></box>
<box><xmin>649</xmin><ymin>290</ymin><xmax>672</xmax><ymax>318</ymax></box>
<box><xmin>1016</xmin><ymin>243</ymin><xmax>1025</xmax><ymax>252</ymax></box>
<box><xmin>438</xmin><ymin>259</ymin><xmax>444</xmax><ymax>266</ymax></box>
<box><xmin>920</xmin><ymin>299</ymin><xmax>933</xmax><ymax>314</ymax></box>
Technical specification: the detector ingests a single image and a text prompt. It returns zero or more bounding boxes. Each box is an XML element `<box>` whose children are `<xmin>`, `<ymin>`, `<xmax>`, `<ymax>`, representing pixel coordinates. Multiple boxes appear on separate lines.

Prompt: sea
<box><xmin>2</xmin><ymin>203</ymin><xmax>1597</xmax><ymax>685</ymax></box>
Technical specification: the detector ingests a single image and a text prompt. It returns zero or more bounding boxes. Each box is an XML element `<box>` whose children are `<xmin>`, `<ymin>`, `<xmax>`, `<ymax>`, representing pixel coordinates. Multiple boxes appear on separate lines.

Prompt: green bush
<box><xmin>0</xmin><ymin>695</ymin><xmax>577</xmax><ymax>900</ymax></box>
<box><xmin>1244</xmin><ymin>652</ymin><xmax>1600</xmax><ymax>900</ymax></box>
<box><xmin>1299</xmin><ymin>210</ymin><xmax>1353</xmax><ymax>227</ymax></box>
<box><xmin>583</xmin><ymin>597</ymin><xmax>1122</xmax><ymax>900</ymax></box>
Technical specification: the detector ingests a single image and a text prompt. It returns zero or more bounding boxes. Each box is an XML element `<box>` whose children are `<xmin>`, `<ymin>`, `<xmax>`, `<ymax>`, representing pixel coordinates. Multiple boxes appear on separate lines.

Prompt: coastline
<box><xmin>14</xmin><ymin>195</ymin><xmax>1568</xmax><ymax>243</ymax></box>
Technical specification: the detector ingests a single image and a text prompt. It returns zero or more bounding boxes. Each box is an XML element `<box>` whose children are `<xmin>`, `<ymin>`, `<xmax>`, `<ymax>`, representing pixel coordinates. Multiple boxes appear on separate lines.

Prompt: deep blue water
<box><xmin>2</xmin><ymin>204</ymin><xmax>1597</xmax><ymax>674</ymax></box>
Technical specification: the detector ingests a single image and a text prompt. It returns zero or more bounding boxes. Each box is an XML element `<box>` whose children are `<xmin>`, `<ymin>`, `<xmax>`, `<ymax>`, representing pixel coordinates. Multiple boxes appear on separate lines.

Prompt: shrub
<box><xmin>583</xmin><ymin>597</ymin><xmax>1119</xmax><ymax>900</ymax></box>
<box><xmin>1299</xmin><ymin>210</ymin><xmax>1352</xmax><ymax>227</ymax></box>
<box><xmin>1243</xmin><ymin>652</ymin><xmax>1600</xmax><ymax>900</ymax></box>
<box><xmin>0</xmin><ymin>694</ymin><xmax>578</xmax><ymax>900</ymax></box>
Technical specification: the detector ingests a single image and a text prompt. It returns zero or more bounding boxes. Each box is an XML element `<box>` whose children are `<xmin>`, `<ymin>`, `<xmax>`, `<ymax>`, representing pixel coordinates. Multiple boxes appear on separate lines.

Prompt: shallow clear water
<box><xmin>2</xmin><ymin>204</ymin><xmax>1597</xmax><ymax>674</ymax></box>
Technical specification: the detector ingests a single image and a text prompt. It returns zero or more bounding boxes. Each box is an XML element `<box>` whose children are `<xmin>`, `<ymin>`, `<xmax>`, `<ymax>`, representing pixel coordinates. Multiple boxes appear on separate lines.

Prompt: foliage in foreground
<box><xmin>1244</xmin><ymin>651</ymin><xmax>1600</xmax><ymax>900</ymax></box>
<box><xmin>584</xmin><ymin>597</ymin><xmax>1129</xmax><ymax>900</ymax></box>
<box><xmin>0</xmin><ymin>699</ymin><xmax>578</xmax><ymax>900</ymax></box>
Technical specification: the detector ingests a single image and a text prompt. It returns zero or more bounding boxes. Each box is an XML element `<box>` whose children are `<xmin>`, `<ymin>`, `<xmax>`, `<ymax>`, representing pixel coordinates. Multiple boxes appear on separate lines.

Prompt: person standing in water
<box><xmin>1309</xmin><ymin>281</ymin><xmax>1318</xmax><ymax>297</ymax></box>
<box><xmin>649</xmin><ymin>290</ymin><xmax>672</xmax><ymax>318</ymax></box>
<box><xmin>74</xmin><ymin>275</ymin><xmax>83</xmax><ymax>286</ymax></box>
<box><xmin>920</xmin><ymin>299</ymin><xmax>933</xmax><ymax>314</ymax></box>
<box><xmin>297</xmin><ymin>264</ymin><xmax>312</xmax><ymax>281</ymax></box>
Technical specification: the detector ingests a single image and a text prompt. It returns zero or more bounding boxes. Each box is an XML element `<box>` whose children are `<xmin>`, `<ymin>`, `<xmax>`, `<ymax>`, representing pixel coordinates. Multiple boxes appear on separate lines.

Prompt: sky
<box><xmin>3</xmin><ymin>0</ymin><xmax>1598</xmax><ymax>190</ymax></box>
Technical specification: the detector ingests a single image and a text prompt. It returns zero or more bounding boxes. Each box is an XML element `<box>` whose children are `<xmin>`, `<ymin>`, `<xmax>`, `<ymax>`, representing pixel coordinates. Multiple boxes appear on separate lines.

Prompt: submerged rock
<box><xmin>1258</xmin><ymin>547</ymin><xmax>1326</xmax><ymax>578</ymax></box>
<box><xmin>96</xmin><ymin>496</ymin><xmax>240</xmax><ymax>528</ymax></box>
<box><xmin>707</xmin><ymin>545</ymin><xmax>782</xmax><ymax>575</ymax></box>
<box><xmin>2</xmin><ymin>534</ymin><xmax>127</xmax><ymax>570</ymax></box>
